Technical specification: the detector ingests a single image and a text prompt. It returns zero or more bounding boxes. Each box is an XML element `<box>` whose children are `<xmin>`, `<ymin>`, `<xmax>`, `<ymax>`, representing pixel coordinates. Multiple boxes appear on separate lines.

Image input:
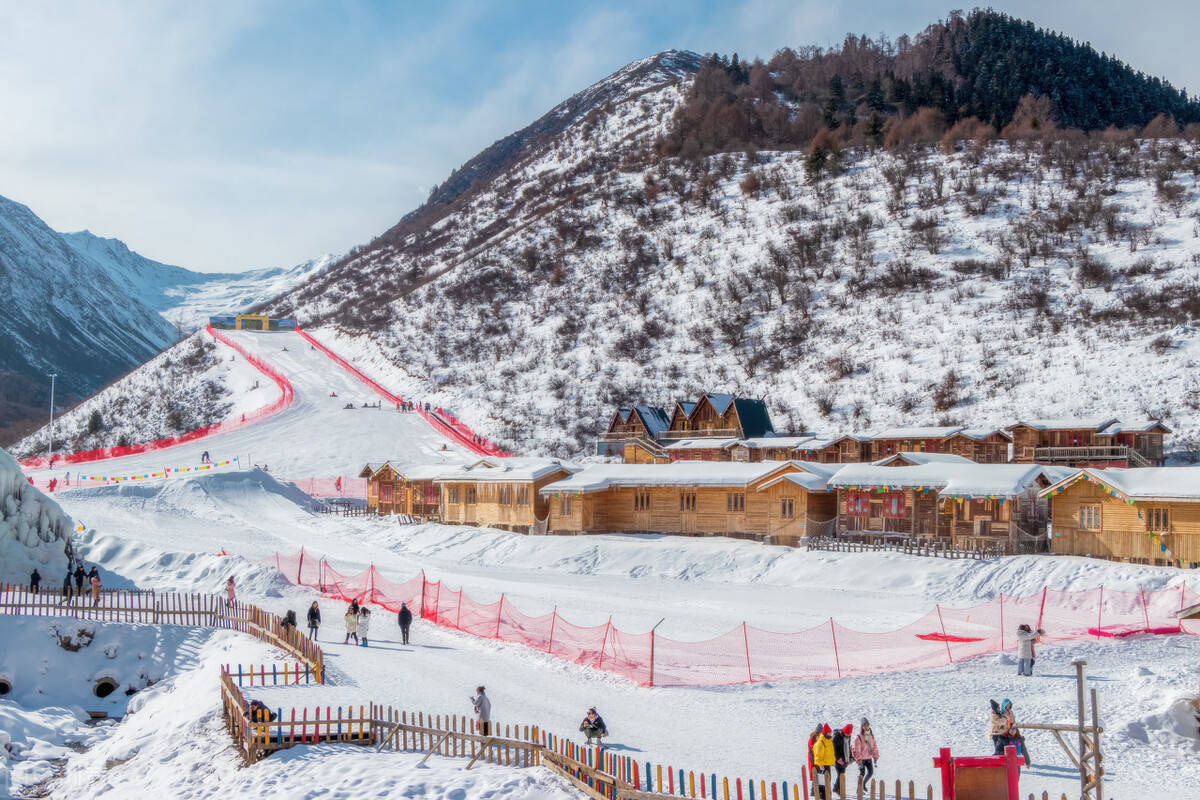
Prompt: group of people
<box><xmin>808</xmin><ymin>720</ymin><xmax>880</xmax><ymax>797</ymax></box>
<box><xmin>29</xmin><ymin>564</ymin><xmax>102</xmax><ymax>606</ymax></box>
<box><xmin>989</xmin><ymin>698</ymin><xmax>1031</xmax><ymax>765</ymax></box>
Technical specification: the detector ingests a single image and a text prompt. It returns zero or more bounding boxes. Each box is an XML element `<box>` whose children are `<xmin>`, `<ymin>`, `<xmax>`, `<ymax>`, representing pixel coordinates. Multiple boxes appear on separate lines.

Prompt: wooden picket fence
<box><xmin>1</xmin><ymin>583</ymin><xmax>324</xmax><ymax>683</ymax></box>
<box><xmin>224</xmin><ymin>662</ymin><xmax>318</xmax><ymax>687</ymax></box>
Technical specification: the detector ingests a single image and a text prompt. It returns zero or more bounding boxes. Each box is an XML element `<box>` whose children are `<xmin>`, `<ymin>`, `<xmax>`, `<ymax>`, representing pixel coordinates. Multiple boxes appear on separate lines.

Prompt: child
<box><xmin>343</xmin><ymin>604</ymin><xmax>359</xmax><ymax>645</ymax></box>
<box><xmin>357</xmin><ymin>606</ymin><xmax>371</xmax><ymax>646</ymax></box>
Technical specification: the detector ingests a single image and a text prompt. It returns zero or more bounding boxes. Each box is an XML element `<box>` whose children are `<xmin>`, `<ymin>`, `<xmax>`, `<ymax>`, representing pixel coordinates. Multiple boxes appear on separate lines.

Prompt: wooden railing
<box><xmin>806</xmin><ymin>533</ymin><xmax>1009</xmax><ymax>560</ymax></box>
<box><xmin>658</xmin><ymin>429</ymin><xmax>738</xmax><ymax>441</ymax></box>
<box><xmin>1034</xmin><ymin>444</ymin><xmax>1150</xmax><ymax>466</ymax></box>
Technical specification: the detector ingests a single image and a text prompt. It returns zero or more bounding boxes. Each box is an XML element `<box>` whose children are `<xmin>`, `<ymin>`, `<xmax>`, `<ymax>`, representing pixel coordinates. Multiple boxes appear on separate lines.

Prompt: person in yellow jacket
<box><xmin>811</xmin><ymin>724</ymin><xmax>836</xmax><ymax>799</ymax></box>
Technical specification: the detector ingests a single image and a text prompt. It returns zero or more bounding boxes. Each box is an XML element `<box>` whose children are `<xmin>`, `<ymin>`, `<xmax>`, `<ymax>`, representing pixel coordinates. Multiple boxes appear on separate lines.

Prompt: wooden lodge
<box><xmin>867</xmin><ymin>426</ymin><xmax>1010</xmax><ymax>463</ymax></box>
<box><xmin>793</xmin><ymin>434</ymin><xmax>872</xmax><ymax>463</ymax></box>
<box><xmin>600</xmin><ymin>393</ymin><xmax>776</xmax><ymax>464</ymax></box>
<box><xmin>539</xmin><ymin>461</ymin><xmax>840</xmax><ymax>546</ymax></box>
<box><xmin>827</xmin><ymin>461</ymin><xmax>1053</xmax><ymax>548</ymax></box>
<box><xmin>362</xmin><ymin>462</ymin><xmax>445</xmax><ymax>518</ymax></box>
<box><xmin>436</xmin><ymin>458</ymin><xmax>578</xmax><ymax>533</ymax></box>
<box><xmin>1041</xmin><ymin>467</ymin><xmax>1200</xmax><ymax>566</ymax></box>
<box><xmin>1007</xmin><ymin>418</ymin><xmax>1168</xmax><ymax>468</ymax></box>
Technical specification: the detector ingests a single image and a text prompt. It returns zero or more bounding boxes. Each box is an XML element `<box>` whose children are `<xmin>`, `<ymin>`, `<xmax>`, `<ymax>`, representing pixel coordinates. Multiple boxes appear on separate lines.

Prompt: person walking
<box><xmin>811</xmin><ymin>724</ymin><xmax>836</xmax><ymax>800</ymax></box>
<box><xmin>307</xmin><ymin>601</ymin><xmax>321</xmax><ymax>640</ymax></box>
<box><xmin>398</xmin><ymin>602</ymin><xmax>413</xmax><ymax>645</ymax></box>
<box><xmin>73</xmin><ymin>564</ymin><xmax>85</xmax><ymax>597</ymax></box>
<box><xmin>852</xmin><ymin>719</ymin><xmax>880</xmax><ymax>786</ymax></box>
<box><xmin>29</xmin><ymin>569</ymin><xmax>41</xmax><ymax>594</ymax></box>
<box><xmin>1016</xmin><ymin>624</ymin><xmax>1044</xmax><ymax>676</ymax></box>
<box><xmin>472</xmin><ymin>686</ymin><xmax>492</xmax><ymax>736</ymax></box>
<box><xmin>225</xmin><ymin>576</ymin><xmax>237</xmax><ymax>609</ymax></box>
<box><xmin>806</xmin><ymin>723</ymin><xmax>822</xmax><ymax>789</ymax></box>
<box><xmin>60</xmin><ymin>571</ymin><xmax>72</xmax><ymax>604</ymax></box>
<box><xmin>343</xmin><ymin>604</ymin><xmax>359</xmax><ymax>645</ymax></box>
<box><xmin>579</xmin><ymin>707</ymin><xmax>608</xmax><ymax>745</ymax></box>
<box><xmin>832</xmin><ymin>723</ymin><xmax>854</xmax><ymax>797</ymax></box>
<box><xmin>358</xmin><ymin>606</ymin><xmax>372</xmax><ymax>646</ymax></box>
<box><xmin>89</xmin><ymin>570</ymin><xmax>102</xmax><ymax>608</ymax></box>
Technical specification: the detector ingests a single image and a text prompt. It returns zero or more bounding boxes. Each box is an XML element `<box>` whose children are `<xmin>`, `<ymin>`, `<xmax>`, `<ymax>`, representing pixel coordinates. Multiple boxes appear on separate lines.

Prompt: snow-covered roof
<box><xmin>756</xmin><ymin>472</ymin><xmax>832</xmax><ymax>492</ymax></box>
<box><xmin>1099</xmin><ymin>420</ymin><xmax>1172</xmax><ymax>435</ymax></box>
<box><xmin>958</xmin><ymin>428</ymin><xmax>1012</xmax><ymax>441</ymax></box>
<box><xmin>727</xmin><ymin>435</ymin><xmax>817</xmax><ymax>449</ymax></box>
<box><xmin>1040</xmin><ymin>467</ymin><xmax>1200</xmax><ymax>502</ymax></box>
<box><xmin>872</xmin><ymin>452</ymin><xmax>974</xmax><ymax>466</ymax></box>
<box><xmin>665</xmin><ymin>438</ymin><xmax>739</xmax><ymax>450</ymax></box>
<box><xmin>1008</xmin><ymin>417</ymin><xmax>1119</xmax><ymax>432</ymax></box>
<box><xmin>794</xmin><ymin>433</ymin><xmax>869</xmax><ymax>450</ymax></box>
<box><xmin>539</xmin><ymin>461</ymin><xmax>802</xmax><ymax>494</ymax></box>
<box><xmin>871</xmin><ymin>426</ymin><xmax>963</xmax><ymax>439</ymax></box>
<box><xmin>438</xmin><ymin>457</ymin><xmax>578</xmax><ymax>482</ymax></box>
<box><xmin>384</xmin><ymin>462</ymin><xmax>473</xmax><ymax>481</ymax></box>
<box><xmin>828</xmin><ymin>463</ymin><xmax>1049</xmax><ymax>498</ymax></box>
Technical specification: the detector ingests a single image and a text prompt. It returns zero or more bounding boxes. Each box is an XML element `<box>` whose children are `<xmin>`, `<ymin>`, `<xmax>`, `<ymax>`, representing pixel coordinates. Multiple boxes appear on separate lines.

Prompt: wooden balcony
<box><xmin>659</xmin><ymin>428</ymin><xmax>739</xmax><ymax>441</ymax></box>
<box><xmin>1034</xmin><ymin>445</ymin><xmax>1150</xmax><ymax>467</ymax></box>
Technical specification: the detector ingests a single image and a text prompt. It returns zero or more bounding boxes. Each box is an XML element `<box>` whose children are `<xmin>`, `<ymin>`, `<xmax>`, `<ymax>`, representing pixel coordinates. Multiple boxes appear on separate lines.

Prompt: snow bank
<box><xmin>0</xmin><ymin>448</ymin><xmax>72</xmax><ymax>584</ymax></box>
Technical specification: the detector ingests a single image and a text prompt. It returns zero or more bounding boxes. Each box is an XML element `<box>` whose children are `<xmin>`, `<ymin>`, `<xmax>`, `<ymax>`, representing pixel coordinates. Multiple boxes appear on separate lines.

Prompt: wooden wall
<box><xmin>943</xmin><ymin>434</ymin><xmax>1009</xmax><ymax>464</ymax></box>
<box><xmin>440</xmin><ymin>469</ymin><xmax>567</xmax><ymax>532</ymax></box>
<box><xmin>1048</xmin><ymin>481</ymin><xmax>1200</xmax><ymax>564</ymax></box>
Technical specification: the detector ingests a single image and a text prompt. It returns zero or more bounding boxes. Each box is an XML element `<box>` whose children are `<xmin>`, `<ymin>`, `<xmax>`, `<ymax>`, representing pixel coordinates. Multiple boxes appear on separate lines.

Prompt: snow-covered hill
<box><xmin>0</xmin><ymin>447</ymin><xmax>72</xmax><ymax>583</ymax></box>
<box><xmin>265</xmin><ymin>53</ymin><xmax>1200</xmax><ymax>457</ymax></box>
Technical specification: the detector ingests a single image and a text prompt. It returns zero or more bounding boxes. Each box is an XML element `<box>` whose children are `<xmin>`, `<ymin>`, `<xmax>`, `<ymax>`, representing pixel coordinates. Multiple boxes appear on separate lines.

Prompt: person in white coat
<box><xmin>1016</xmin><ymin>624</ymin><xmax>1044</xmax><ymax>676</ymax></box>
<box><xmin>472</xmin><ymin>686</ymin><xmax>492</xmax><ymax>736</ymax></box>
<box><xmin>343</xmin><ymin>604</ymin><xmax>359</xmax><ymax>645</ymax></box>
<box><xmin>358</xmin><ymin>607</ymin><xmax>372</xmax><ymax>647</ymax></box>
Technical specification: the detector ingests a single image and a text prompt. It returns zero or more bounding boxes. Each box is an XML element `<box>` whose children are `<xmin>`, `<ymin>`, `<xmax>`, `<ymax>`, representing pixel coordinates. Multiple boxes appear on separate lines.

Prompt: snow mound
<box><xmin>0</xmin><ymin>448</ymin><xmax>73</xmax><ymax>584</ymax></box>
<box><xmin>77</xmin><ymin>468</ymin><xmax>315</xmax><ymax>522</ymax></box>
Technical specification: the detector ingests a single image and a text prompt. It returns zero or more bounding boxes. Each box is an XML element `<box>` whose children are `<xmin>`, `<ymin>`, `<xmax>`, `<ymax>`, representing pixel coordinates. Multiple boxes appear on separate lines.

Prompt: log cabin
<box><xmin>872</xmin><ymin>452</ymin><xmax>974</xmax><ymax>467</ymax></box>
<box><xmin>1040</xmin><ymin>467</ymin><xmax>1200</xmax><ymax>566</ymax></box>
<box><xmin>436</xmin><ymin>458</ymin><xmax>579</xmax><ymax>533</ymax></box>
<box><xmin>725</xmin><ymin>435</ymin><xmax>820</xmax><ymax>463</ymax></box>
<box><xmin>1006</xmin><ymin>418</ymin><xmax>1168</xmax><ymax>467</ymax></box>
<box><xmin>362</xmin><ymin>462</ymin><xmax>455</xmax><ymax>518</ymax></box>
<box><xmin>598</xmin><ymin>406</ymin><xmax>671</xmax><ymax>461</ymax></box>
<box><xmin>868</xmin><ymin>426</ymin><xmax>965</xmax><ymax>461</ymax></box>
<box><xmin>942</xmin><ymin>428</ymin><xmax>1012</xmax><ymax>463</ymax></box>
<box><xmin>661</xmin><ymin>393</ymin><xmax>774</xmax><ymax>441</ymax></box>
<box><xmin>827</xmin><ymin>462</ymin><xmax>1053</xmax><ymax>548</ymax></box>
<box><xmin>539</xmin><ymin>461</ymin><xmax>842</xmax><ymax>546</ymax></box>
<box><xmin>792</xmin><ymin>434</ymin><xmax>871</xmax><ymax>463</ymax></box>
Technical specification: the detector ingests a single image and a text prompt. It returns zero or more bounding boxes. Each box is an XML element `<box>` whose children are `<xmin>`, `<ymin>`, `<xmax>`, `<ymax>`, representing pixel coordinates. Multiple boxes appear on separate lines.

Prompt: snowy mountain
<box><xmin>263</xmin><ymin>50</ymin><xmax>1200</xmax><ymax>458</ymax></box>
<box><xmin>0</xmin><ymin>196</ymin><xmax>331</xmax><ymax>443</ymax></box>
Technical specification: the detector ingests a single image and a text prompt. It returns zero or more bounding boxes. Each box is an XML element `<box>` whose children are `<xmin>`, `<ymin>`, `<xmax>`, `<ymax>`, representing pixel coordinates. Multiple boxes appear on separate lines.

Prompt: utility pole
<box><xmin>47</xmin><ymin>373</ymin><xmax>57</xmax><ymax>462</ymax></box>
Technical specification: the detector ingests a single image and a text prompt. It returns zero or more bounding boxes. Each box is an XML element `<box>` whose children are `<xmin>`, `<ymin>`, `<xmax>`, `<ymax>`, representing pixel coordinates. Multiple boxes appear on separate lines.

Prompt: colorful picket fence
<box><xmin>262</xmin><ymin>548</ymin><xmax>1200</xmax><ymax>687</ymax></box>
<box><xmin>224</xmin><ymin>662</ymin><xmax>317</xmax><ymax>687</ymax></box>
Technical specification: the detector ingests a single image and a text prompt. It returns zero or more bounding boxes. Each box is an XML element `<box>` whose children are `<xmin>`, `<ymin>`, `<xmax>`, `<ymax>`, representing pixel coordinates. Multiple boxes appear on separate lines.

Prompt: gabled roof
<box><xmin>794</xmin><ymin>433</ymin><xmax>870</xmax><ymax>451</ymax></box>
<box><xmin>871</xmin><ymin>426</ymin><xmax>964</xmax><ymax>440</ymax></box>
<box><xmin>732</xmin><ymin>397</ymin><xmax>774</xmax><ymax>438</ymax></box>
<box><xmin>1007</xmin><ymin>417</ymin><xmax>1119</xmax><ymax>432</ymax></box>
<box><xmin>1039</xmin><ymin>467</ymin><xmax>1200</xmax><ymax>502</ymax></box>
<box><xmin>1099</xmin><ymin>420</ymin><xmax>1172</xmax><ymax>435</ymax></box>
<box><xmin>726</xmin><ymin>435</ymin><xmax>818</xmax><ymax>450</ymax></box>
<box><xmin>359</xmin><ymin>463</ymin><xmax>378</xmax><ymax>478</ymax></box>
<box><xmin>438</xmin><ymin>457</ymin><xmax>579</xmax><ymax>483</ymax></box>
<box><xmin>956</xmin><ymin>428</ymin><xmax>1013</xmax><ymax>441</ymax></box>
<box><xmin>705</xmin><ymin>393</ymin><xmax>735</xmax><ymax>415</ymax></box>
<box><xmin>873</xmin><ymin>452</ymin><xmax>975</xmax><ymax>466</ymax></box>
<box><xmin>614</xmin><ymin>408</ymin><xmax>632</xmax><ymax>424</ymax></box>
<box><xmin>829</xmin><ymin>463</ymin><xmax>1049</xmax><ymax>499</ymax></box>
<box><xmin>539</xmin><ymin>460</ymin><xmax>803</xmax><ymax>494</ymax></box>
<box><xmin>632</xmin><ymin>405</ymin><xmax>671</xmax><ymax>438</ymax></box>
<box><xmin>674</xmin><ymin>400</ymin><xmax>697</xmax><ymax>416</ymax></box>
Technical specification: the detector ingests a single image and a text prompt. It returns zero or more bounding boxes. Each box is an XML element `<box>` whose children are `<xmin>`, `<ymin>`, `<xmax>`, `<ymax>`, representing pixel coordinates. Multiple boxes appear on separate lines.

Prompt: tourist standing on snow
<box><xmin>852</xmin><ymin>719</ymin><xmax>880</xmax><ymax>785</ymax></box>
<box><xmin>811</xmin><ymin>724</ymin><xmax>835</xmax><ymax>799</ymax></box>
<box><xmin>1016</xmin><ymin>624</ymin><xmax>1044</xmax><ymax>676</ymax></box>
<box><xmin>61</xmin><ymin>572</ymin><xmax>72</xmax><ymax>603</ymax></box>
<box><xmin>89</xmin><ymin>569</ymin><xmax>102</xmax><ymax>607</ymax></box>
<box><xmin>472</xmin><ymin>686</ymin><xmax>491</xmax><ymax>736</ymax></box>
<box><xmin>832</xmin><ymin>723</ymin><xmax>854</xmax><ymax>796</ymax></box>
<box><xmin>343</xmin><ymin>604</ymin><xmax>359</xmax><ymax>644</ymax></box>
<box><xmin>579</xmin><ymin>707</ymin><xmax>608</xmax><ymax>745</ymax></box>
<box><xmin>358</xmin><ymin>606</ymin><xmax>372</xmax><ymax>646</ymax></box>
<box><xmin>225</xmin><ymin>576</ymin><xmax>236</xmax><ymax>608</ymax></box>
<box><xmin>73</xmin><ymin>564</ymin><xmax>85</xmax><ymax>596</ymax></box>
<box><xmin>307</xmin><ymin>602</ymin><xmax>321</xmax><ymax>640</ymax></box>
<box><xmin>398</xmin><ymin>602</ymin><xmax>413</xmax><ymax>644</ymax></box>
<box><xmin>806</xmin><ymin>723</ymin><xmax>822</xmax><ymax>785</ymax></box>
<box><xmin>29</xmin><ymin>569</ymin><xmax>41</xmax><ymax>594</ymax></box>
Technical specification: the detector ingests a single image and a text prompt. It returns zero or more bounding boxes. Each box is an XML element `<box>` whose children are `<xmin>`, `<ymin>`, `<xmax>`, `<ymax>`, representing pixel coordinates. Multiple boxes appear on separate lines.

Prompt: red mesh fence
<box><xmin>258</xmin><ymin>548</ymin><xmax>1200</xmax><ymax>686</ymax></box>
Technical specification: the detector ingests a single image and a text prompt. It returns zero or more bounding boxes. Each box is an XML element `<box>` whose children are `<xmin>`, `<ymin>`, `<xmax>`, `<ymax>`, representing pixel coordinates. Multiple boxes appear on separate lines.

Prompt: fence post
<box><xmin>547</xmin><ymin>606</ymin><xmax>557</xmax><ymax>653</ymax></box>
<box><xmin>936</xmin><ymin>605</ymin><xmax>953</xmax><ymax>663</ymax></box>
<box><xmin>419</xmin><ymin>571</ymin><xmax>426</xmax><ymax>617</ymax></box>
<box><xmin>297</xmin><ymin>548</ymin><xmax>305</xmax><ymax>585</ymax></box>
<box><xmin>1036</xmin><ymin>586</ymin><xmax>1048</xmax><ymax>630</ymax></box>
<box><xmin>743</xmin><ymin>622</ymin><xmax>753</xmax><ymax>683</ymax></box>
<box><xmin>1139</xmin><ymin>584</ymin><xmax>1150</xmax><ymax>630</ymax></box>
<box><xmin>829</xmin><ymin>618</ymin><xmax>842</xmax><ymax>679</ymax></box>
<box><xmin>598</xmin><ymin>616</ymin><xmax>612</xmax><ymax>670</ymax></box>
<box><xmin>1095</xmin><ymin>586</ymin><xmax>1103</xmax><ymax>638</ymax></box>
<box><xmin>455</xmin><ymin>589</ymin><xmax>462</xmax><ymax>630</ymax></box>
<box><xmin>495</xmin><ymin>595</ymin><xmax>504</xmax><ymax>639</ymax></box>
<box><xmin>999</xmin><ymin>593</ymin><xmax>1005</xmax><ymax>651</ymax></box>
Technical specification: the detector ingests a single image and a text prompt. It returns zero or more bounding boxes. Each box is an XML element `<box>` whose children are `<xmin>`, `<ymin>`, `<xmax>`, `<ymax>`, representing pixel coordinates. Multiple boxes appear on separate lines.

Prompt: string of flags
<box><xmin>75</xmin><ymin>458</ymin><xmax>237</xmax><ymax>484</ymax></box>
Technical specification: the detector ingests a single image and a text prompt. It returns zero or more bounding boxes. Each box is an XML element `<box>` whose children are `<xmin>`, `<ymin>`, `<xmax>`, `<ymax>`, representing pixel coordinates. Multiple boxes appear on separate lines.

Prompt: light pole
<box><xmin>47</xmin><ymin>373</ymin><xmax>57</xmax><ymax>462</ymax></box>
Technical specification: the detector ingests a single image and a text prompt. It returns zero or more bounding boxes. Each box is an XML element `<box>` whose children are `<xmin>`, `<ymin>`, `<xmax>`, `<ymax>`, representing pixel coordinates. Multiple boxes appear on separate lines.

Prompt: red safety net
<box><xmin>19</xmin><ymin>325</ymin><xmax>295</xmax><ymax>470</ymax></box>
<box><xmin>283</xmin><ymin>477</ymin><xmax>367</xmax><ymax>498</ymax></box>
<box><xmin>259</xmin><ymin>548</ymin><xmax>1200</xmax><ymax>687</ymax></box>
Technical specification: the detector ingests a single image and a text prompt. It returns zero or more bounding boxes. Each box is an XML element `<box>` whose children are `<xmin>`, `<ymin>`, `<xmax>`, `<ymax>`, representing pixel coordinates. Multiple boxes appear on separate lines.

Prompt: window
<box><xmin>881</xmin><ymin>492</ymin><xmax>906</xmax><ymax>518</ymax></box>
<box><xmin>1080</xmin><ymin>505</ymin><xmax>1101</xmax><ymax>530</ymax></box>
<box><xmin>726</xmin><ymin>492</ymin><xmax>745</xmax><ymax>512</ymax></box>
<box><xmin>780</xmin><ymin>498</ymin><xmax>795</xmax><ymax>519</ymax></box>
<box><xmin>380</xmin><ymin>484</ymin><xmax>393</xmax><ymax>502</ymax></box>
<box><xmin>447</xmin><ymin>487</ymin><xmax>460</xmax><ymax>504</ymax></box>
<box><xmin>634</xmin><ymin>490</ymin><xmax>651</xmax><ymax>511</ymax></box>
<box><xmin>498</xmin><ymin>486</ymin><xmax>512</xmax><ymax>505</ymax></box>
<box><xmin>1145</xmin><ymin>507</ymin><xmax>1169</xmax><ymax>532</ymax></box>
<box><xmin>845</xmin><ymin>491</ymin><xmax>870</xmax><ymax>516</ymax></box>
<box><xmin>516</xmin><ymin>487</ymin><xmax>530</xmax><ymax>506</ymax></box>
<box><xmin>679</xmin><ymin>492</ymin><xmax>696</xmax><ymax>512</ymax></box>
<box><xmin>560</xmin><ymin>495</ymin><xmax>573</xmax><ymax>515</ymax></box>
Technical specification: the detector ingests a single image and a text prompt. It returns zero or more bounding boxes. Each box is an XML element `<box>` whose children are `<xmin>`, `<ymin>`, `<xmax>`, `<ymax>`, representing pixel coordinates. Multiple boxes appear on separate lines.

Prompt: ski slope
<box><xmin>28</xmin><ymin>330</ymin><xmax>474</xmax><ymax>483</ymax></box>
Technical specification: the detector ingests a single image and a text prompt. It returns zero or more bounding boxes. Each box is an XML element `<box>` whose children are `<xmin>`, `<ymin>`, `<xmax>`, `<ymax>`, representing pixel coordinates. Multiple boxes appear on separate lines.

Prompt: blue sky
<box><xmin>0</xmin><ymin>0</ymin><xmax>1195</xmax><ymax>272</ymax></box>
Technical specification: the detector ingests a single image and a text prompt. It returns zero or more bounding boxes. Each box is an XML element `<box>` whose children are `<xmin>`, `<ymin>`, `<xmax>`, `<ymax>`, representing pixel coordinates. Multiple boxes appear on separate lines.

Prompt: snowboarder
<box><xmin>357</xmin><ymin>606</ymin><xmax>371</xmax><ymax>646</ymax></box>
<box><xmin>579</xmin><ymin>707</ymin><xmax>608</xmax><ymax>745</ymax></box>
<box><xmin>73</xmin><ymin>564</ymin><xmax>85</xmax><ymax>596</ymax></box>
<box><xmin>811</xmin><ymin>724</ymin><xmax>836</xmax><ymax>799</ymax></box>
<box><xmin>832</xmin><ymin>723</ymin><xmax>854</xmax><ymax>796</ymax></box>
<box><xmin>852</xmin><ymin>719</ymin><xmax>879</xmax><ymax>786</ymax></box>
<box><xmin>307</xmin><ymin>601</ymin><xmax>321</xmax><ymax>640</ymax></box>
<box><xmin>343</xmin><ymin>604</ymin><xmax>359</xmax><ymax>644</ymax></box>
<box><xmin>225</xmin><ymin>576</ymin><xmax>237</xmax><ymax>608</ymax></box>
<box><xmin>398</xmin><ymin>602</ymin><xmax>413</xmax><ymax>644</ymax></box>
<box><xmin>472</xmin><ymin>686</ymin><xmax>491</xmax><ymax>736</ymax></box>
<box><xmin>30</xmin><ymin>569</ymin><xmax>41</xmax><ymax>594</ymax></box>
<box><xmin>1016</xmin><ymin>624</ymin><xmax>1044</xmax><ymax>676</ymax></box>
<box><xmin>89</xmin><ymin>570</ymin><xmax>102</xmax><ymax>607</ymax></box>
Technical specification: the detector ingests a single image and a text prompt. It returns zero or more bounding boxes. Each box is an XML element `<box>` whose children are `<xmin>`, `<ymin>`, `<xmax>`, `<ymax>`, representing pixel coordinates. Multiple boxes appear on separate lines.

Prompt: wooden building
<box><xmin>868</xmin><ymin>426</ymin><xmax>965</xmax><ymax>461</ymax></box>
<box><xmin>1007</xmin><ymin>418</ymin><xmax>1168</xmax><ymax>467</ymax></box>
<box><xmin>827</xmin><ymin>462</ymin><xmax>1052</xmax><ymax>547</ymax></box>
<box><xmin>943</xmin><ymin>429</ymin><xmax>1011</xmax><ymax>463</ymax></box>
<box><xmin>436</xmin><ymin>458</ymin><xmax>578</xmax><ymax>533</ymax></box>
<box><xmin>725</xmin><ymin>435</ymin><xmax>820</xmax><ymax>463</ymax></box>
<box><xmin>598</xmin><ymin>406</ymin><xmax>671</xmax><ymax>462</ymax></box>
<box><xmin>362</xmin><ymin>462</ymin><xmax>449</xmax><ymax>518</ymax></box>
<box><xmin>793</xmin><ymin>435</ymin><xmax>871</xmax><ymax>463</ymax></box>
<box><xmin>539</xmin><ymin>461</ymin><xmax>841</xmax><ymax>546</ymax></box>
<box><xmin>1040</xmin><ymin>467</ymin><xmax>1200</xmax><ymax>566</ymax></box>
<box><xmin>600</xmin><ymin>393</ymin><xmax>777</xmax><ymax>464</ymax></box>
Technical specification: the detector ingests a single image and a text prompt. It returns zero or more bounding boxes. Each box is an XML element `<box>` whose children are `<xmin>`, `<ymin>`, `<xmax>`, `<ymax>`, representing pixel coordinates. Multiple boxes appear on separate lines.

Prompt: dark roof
<box><xmin>632</xmin><ymin>405</ymin><xmax>670</xmax><ymax>438</ymax></box>
<box><xmin>732</xmin><ymin>397</ymin><xmax>774</xmax><ymax>438</ymax></box>
<box><xmin>676</xmin><ymin>401</ymin><xmax>697</xmax><ymax>416</ymax></box>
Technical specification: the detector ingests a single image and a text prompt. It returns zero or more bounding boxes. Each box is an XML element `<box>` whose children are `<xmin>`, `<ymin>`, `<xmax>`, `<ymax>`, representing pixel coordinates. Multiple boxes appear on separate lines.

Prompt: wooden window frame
<box><xmin>1080</xmin><ymin>504</ymin><xmax>1101</xmax><ymax>530</ymax></box>
<box><xmin>780</xmin><ymin>497</ymin><xmax>795</xmax><ymax>519</ymax></box>
<box><xmin>1145</xmin><ymin>506</ymin><xmax>1169</xmax><ymax>532</ymax></box>
<box><xmin>448</xmin><ymin>487</ymin><xmax>460</xmax><ymax>504</ymax></box>
<box><xmin>560</xmin><ymin>495</ymin><xmax>572</xmax><ymax>515</ymax></box>
<box><xmin>846</xmin><ymin>491</ymin><xmax>870</xmax><ymax>517</ymax></box>
<box><xmin>465</xmin><ymin>487</ymin><xmax>477</xmax><ymax>505</ymax></box>
<box><xmin>727</xmin><ymin>492</ymin><xmax>745</xmax><ymax>513</ymax></box>
<box><xmin>881</xmin><ymin>491</ymin><xmax>906</xmax><ymax>518</ymax></box>
<box><xmin>380</xmin><ymin>484</ymin><xmax>393</xmax><ymax>502</ymax></box>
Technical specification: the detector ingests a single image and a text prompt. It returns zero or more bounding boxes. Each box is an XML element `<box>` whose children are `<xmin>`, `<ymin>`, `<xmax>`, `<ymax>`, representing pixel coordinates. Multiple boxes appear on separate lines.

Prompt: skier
<box><xmin>852</xmin><ymin>719</ymin><xmax>880</xmax><ymax>787</ymax></box>
<box><xmin>811</xmin><ymin>724</ymin><xmax>836</xmax><ymax>799</ymax></box>
<box><xmin>30</xmin><ymin>569</ymin><xmax>41</xmax><ymax>594</ymax></box>
<box><xmin>472</xmin><ymin>686</ymin><xmax>491</xmax><ymax>736</ymax></box>
<box><xmin>358</xmin><ymin>606</ymin><xmax>372</xmax><ymax>647</ymax></box>
<box><xmin>73</xmin><ymin>564</ymin><xmax>85</xmax><ymax>597</ymax></box>
<box><xmin>307</xmin><ymin>601</ymin><xmax>321</xmax><ymax>640</ymax></box>
<box><xmin>343</xmin><ymin>603</ymin><xmax>359</xmax><ymax>645</ymax></box>
<box><xmin>578</xmin><ymin>707</ymin><xmax>608</xmax><ymax>746</ymax></box>
<box><xmin>1016</xmin><ymin>624</ymin><xmax>1044</xmax><ymax>676</ymax></box>
<box><xmin>398</xmin><ymin>602</ymin><xmax>413</xmax><ymax>645</ymax></box>
<box><xmin>89</xmin><ymin>569</ymin><xmax>102</xmax><ymax>608</ymax></box>
<box><xmin>225</xmin><ymin>576</ymin><xmax>237</xmax><ymax>608</ymax></box>
<box><xmin>832</xmin><ymin>723</ymin><xmax>854</xmax><ymax>796</ymax></box>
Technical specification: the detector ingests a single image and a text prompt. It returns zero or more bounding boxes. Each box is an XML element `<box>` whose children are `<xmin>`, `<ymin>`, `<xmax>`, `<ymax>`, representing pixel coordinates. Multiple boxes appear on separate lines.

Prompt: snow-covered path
<box><xmin>29</xmin><ymin>329</ymin><xmax>473</xmax><ymax>481</ymax></box>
